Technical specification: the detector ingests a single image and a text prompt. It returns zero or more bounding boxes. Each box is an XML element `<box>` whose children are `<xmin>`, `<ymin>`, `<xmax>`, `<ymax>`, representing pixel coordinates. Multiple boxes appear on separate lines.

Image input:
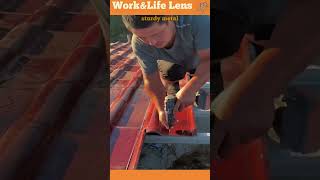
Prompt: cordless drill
<box><xmin>164</xmin><ymin>82</ymin><xmax>180</xmax><ymax>128</ymax></box>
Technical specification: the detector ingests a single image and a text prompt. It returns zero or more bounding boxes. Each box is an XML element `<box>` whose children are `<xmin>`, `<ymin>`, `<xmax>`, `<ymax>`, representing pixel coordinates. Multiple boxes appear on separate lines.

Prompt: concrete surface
<box><xmin>267</xmin><ymin>136</ymin><xmax>320</xmax><ymax>180</ymax></box>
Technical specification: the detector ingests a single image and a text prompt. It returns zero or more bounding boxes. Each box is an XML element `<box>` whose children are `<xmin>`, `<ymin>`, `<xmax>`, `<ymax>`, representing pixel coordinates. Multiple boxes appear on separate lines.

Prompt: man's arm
<box><xmin>174</xmin><ymin>49</ymin><xmax>210</xmax><ymax>111</ymax></box>
<box><xmin>173</xmin><ymin>16</ymin><xmax>210</xmax><ymax>111</ymax></box>
<box><xmin>142</xmin><ymin>71</ymin><xmax>166</xmax><ymax>112</ymax></box>
<box><xmin>183</xmin><ymin>49</ymin><xmax>210</xmax><ymax>92</ymax></box>
<box><xmin>142</xmin><ymin>71</ymin><xmax>169</xmax><ymax>128</ymax></box>
<box><xmin>130</xmin><ymin>35</ymin><xmax>169</xmax><ymax>127</ymax></box>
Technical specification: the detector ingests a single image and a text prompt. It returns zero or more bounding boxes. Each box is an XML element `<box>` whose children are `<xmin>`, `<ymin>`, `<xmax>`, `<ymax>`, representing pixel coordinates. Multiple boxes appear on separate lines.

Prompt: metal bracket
<box><xmin>144</xmin><ymin>133</ymin><xmax>210</xmax><ymax>145</ymax></box>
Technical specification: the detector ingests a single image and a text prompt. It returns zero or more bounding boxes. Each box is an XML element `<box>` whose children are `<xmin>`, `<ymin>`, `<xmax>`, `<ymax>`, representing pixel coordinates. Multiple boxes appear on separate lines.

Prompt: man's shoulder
<box><xmin>179</xmin><ymin>16</ymin><xmax>210</xmax><ymax>50</ymax></box>
<box><xmin>176</xmin><ymin>16</ymin><xmax>209</xmax><ymax>28</ymax></box>
<box><xmin>131</xmin><ymin>35</ymin><xmax>157</xmax><ymax>57</ymax></box>
<box><xmin>131</xmin><ymin>35</ymin><xmax>143</xmax><ymax>50</ymax></box>
<box><xmin>131</xmin><ymin>35</ymin><xmax>158</xmax><ymax>74</ymax></box>
<box><xmin>132</xmin><ymin>35</ymin><xmax>153</xmax><ymax>52</ymax></box>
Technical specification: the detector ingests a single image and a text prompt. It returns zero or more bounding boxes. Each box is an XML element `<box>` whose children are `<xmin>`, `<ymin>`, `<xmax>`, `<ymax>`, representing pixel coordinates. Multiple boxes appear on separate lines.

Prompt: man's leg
<box><xmin>157</xmin><ymin>60</ymin><xmax>186</xmax><ymax>95</ymax></box>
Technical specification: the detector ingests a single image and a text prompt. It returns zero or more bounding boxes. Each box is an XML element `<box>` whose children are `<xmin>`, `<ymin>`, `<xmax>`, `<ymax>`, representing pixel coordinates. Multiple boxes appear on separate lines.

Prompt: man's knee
<box><xmin>157</xmin><ymin>60</ymin><xmax>186</xmax><ymax>81</ymax></box>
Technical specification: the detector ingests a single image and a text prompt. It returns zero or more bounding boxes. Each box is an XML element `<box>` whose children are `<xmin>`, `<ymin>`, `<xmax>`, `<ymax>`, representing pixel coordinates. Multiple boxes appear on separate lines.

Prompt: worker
<box><xmin>89</xmin><ymin>2</ymin><xmax>210</xmax><ymax>128</ymax></box>
<box><xmin>213</xmin><ymin>0</ymin><xmax>320</xmax><ymax>159</ymax></box>
<box><xmin>121</xmin><ymin>15</ymin><xmax>210</xmax><ymax>129</ymax></box>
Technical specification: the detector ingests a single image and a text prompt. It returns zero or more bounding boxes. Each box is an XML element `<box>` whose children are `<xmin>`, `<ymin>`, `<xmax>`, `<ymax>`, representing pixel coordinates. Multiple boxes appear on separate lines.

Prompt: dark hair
<box><xmin>121</xmin><ymin>15</ymin><xmax>167</xmax><ymax>29</ymax></box>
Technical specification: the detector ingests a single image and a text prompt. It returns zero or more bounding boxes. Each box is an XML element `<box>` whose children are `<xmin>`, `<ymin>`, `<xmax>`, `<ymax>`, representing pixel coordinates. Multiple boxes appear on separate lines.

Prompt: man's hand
<box><xmin>174</xmin><ymin>88</ymin><xmax>196</xmax><ymax>112</ymax></box>
<box><xmin>173</xmin><ymin>49</ymin><xmax>210</xmax><ymax>112</ymax></box>
<box><xmin>158</xmin><ymin>110</ymin><xmax>169</xmax><ymax>129</ymax></box>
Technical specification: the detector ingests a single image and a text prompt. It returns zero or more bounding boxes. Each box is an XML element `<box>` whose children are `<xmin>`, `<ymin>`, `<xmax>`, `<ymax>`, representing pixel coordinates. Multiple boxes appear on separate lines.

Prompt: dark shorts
<box><xmin>157</xmin><ymin>60</ymin><xmax>196</xmax><ymax>82</ymax></box>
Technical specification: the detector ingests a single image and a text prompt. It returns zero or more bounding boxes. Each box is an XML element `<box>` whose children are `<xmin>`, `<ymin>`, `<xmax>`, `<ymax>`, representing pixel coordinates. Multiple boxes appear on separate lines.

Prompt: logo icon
<box><xmin>198</xmin><ymin>2</ymin><xmax>208</xmax><ymax>12</ymax></box>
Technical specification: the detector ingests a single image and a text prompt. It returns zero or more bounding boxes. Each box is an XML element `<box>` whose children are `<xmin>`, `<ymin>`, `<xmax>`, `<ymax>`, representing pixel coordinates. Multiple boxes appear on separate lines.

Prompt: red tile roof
<box><xmin>0</xmin><ymin>1</ymin><xmax>107</xmax><ymax>179</ymax></box>
<box><xmin>110</xmin><ymin>42</ymin><xmax>198</xmax><ymax>169</ymax></box>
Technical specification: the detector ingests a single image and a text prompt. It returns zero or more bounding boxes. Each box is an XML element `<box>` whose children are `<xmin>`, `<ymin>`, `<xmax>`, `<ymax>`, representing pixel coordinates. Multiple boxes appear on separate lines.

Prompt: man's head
<box><xmin>122</xmin><ymin>15</ymin><xmax>176</xmax><ymax>48</ymax></box>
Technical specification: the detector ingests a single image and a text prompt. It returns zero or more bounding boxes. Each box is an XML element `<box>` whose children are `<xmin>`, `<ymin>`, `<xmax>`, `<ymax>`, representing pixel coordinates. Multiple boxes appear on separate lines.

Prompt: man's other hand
<box><xmin>174</xmin><ymin>89</ymin><xmax>197</xmax><ymax>112</ymax></box>
<box><xmin>158</xmin><ymin>110</ymin><xmax>169</xmax><ymax>129</ymax></box>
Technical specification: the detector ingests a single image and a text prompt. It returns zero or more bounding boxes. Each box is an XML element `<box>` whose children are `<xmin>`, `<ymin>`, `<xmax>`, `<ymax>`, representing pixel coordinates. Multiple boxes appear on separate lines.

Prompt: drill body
<box><xmin>164</xmin><ymin>95</ymin><xmax>177</xmax><ymax>128</ymax></box>
<box><xmin>164</xmin><ymin>82</ymin><xmax>180</xmax><ymax>128</ymax></box>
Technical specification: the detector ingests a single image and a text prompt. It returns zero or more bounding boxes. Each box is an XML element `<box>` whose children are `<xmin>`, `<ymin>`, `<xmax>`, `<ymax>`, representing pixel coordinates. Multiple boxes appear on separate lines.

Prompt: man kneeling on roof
<box><xmin>121</xmin><ymin>15</ymin><xmax>210</xmax><ymax>129</ymax></box>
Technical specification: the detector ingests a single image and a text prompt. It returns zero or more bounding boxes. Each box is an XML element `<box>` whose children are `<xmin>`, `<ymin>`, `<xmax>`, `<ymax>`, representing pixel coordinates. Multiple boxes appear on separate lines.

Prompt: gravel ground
<box><xmin>138</xmin><ymin>143</ymin><xmax>210</xmax><ymax>169</ymax></box>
